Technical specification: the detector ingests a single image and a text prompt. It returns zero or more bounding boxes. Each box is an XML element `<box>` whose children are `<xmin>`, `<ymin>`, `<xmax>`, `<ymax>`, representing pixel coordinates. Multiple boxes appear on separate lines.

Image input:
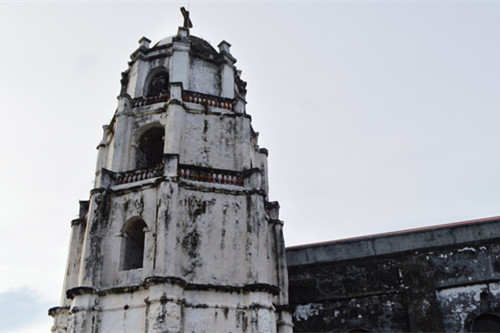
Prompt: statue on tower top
<box><xmin>180</xmin><ymin>7</ymin><xmax>193</xmax><ymax>29</ymax></box>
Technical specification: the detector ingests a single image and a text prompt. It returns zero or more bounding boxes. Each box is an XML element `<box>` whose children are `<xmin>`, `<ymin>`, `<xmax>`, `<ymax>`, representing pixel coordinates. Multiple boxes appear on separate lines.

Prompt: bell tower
<box><xmin>49</xmin><ymin>8</ymin><xmax>293</xmax><ymax>333</ymax></box>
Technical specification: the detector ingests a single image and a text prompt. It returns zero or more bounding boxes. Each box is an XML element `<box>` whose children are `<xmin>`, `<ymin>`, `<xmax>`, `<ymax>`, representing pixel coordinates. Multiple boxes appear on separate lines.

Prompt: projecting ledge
<box><xmin>64</xmin><ymin>278</ymin><xmax>280</xmax><ymax>299</ymax></box>
<box><xmin>48</xmin><ymin>306</ymin><xmax>69</xmax><ymax>317</ymax></box>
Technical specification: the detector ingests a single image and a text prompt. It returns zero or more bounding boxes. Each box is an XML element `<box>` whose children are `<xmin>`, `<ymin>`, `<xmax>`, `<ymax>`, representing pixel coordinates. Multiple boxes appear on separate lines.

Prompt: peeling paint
<box><xmin>293</xmin><ymin>304</ymin><xmax>322</xmax><ymax>322</ymax></box>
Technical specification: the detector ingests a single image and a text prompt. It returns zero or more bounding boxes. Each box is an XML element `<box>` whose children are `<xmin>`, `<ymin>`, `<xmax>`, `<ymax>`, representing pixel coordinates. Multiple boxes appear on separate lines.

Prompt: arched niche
<box><xmin>135</xmin><ymin>125</ymin><xmax>165</xmax><ymax>169</ymax></box>
<box><xmin>120</xmin><ymin>218</ymin><xmax>147</xmax><ymax>271</ymax></box>
<box><xmin>145</xmin><ymin>67</ymin><xmax>169</xmax><ymax>97</ymax></box>
<box><xmin>472</xmin><ymin>313</ymin><xmax>500</xmax><ymax>333</ymax></box>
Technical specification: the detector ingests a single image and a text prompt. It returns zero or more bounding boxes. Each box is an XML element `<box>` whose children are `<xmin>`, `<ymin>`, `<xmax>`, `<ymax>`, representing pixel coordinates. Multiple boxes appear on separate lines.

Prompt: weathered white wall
<box><xmin>189</xmin><ymin>58</ymin><xmax>219</xmax><ymax>95</ymax></box>
<box><xmin>99</xmin><ymin>186</ymin><xmax>159</xmax><ymax>286</ymax></box>
<box><xmin>180</xmin><ymin>112</ymin><xmax>251</xmax><ymax>170</ymax></box>
<box><xmin>74</xmin><ymin>180</ymin><xmax>279</xmax><ymax>289</ymax></box>
<box><xmin>178</xmin><ymin>187</ymin><xmax>262</xmax><ymax>284</ymax></box>
<box><xmin>63</xmin><ymin>287</ymin><xmax>279</xmax><ymax>333</ymax></box>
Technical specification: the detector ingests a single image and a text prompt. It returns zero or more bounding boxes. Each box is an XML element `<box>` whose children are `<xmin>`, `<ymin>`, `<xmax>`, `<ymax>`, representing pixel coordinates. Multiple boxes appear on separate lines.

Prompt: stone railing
<box><xmin>131</xmin><ymin>94</ymin><xmax>170</xmax><ymax>108</ymax></box>
<box><xmin>182</xmin><ymin>90</ymin><xmax>233</xmax><ymax>110</ymax></box>
<box><xmin>130</xmin><ymin>91</ymin><xmax>233</xmax><ymax>110</ymax></box>
<box><xmin>178</xmin><ymin>164</ymin><xmax>243</xmax><ymax>186</ymax></box>
<box><xmin>96</xmin><ymin>161</ymin><xmax>261</xmax><ymax>190</ymax></box>
<box><xmin>115</xmin><ymin>164</ymin><xmax>164</xmax><ymax>185</ymax></box>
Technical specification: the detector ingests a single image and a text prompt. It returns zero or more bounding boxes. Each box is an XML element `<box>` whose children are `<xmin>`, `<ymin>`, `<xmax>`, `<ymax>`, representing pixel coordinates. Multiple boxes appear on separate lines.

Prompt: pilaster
<box><xmin>67</xmin><ymin>294</ymin><xmax>99</xmax><ymax>333</ymax></box>
<box><xmin>95</xmin><ymin>125</ymin><xmax>110</xmax><ymax>172</ymax></box>
<box><xmin>165</xmin><ymin>83</ymin><xmax>186</xmax><ymax>155</ymax></box>
<box><xmin>78</xmin><ymin>190</ymin><xmax>110</xmax><ymax>287</ymax></box>
<box><xmin>60</xmin><ymin>209</ymin><xmax>87</xmax><ymax>307</ymax></box>
<box><xmin>170</xmin><ymin>27</ymin><xmax>190</xmax><ymax>88</ymax></box>
<box><xmin>146</xmin><ymin>283</ymin><xmax>185</xmax><ymax>333</ymax></box>
<box><xmin>155</xmin><ymin>181</ymin><xmax>183</xmax><ymax>277</ymax></box>
<box><xmin>218</xmin><ymin>41</ymin><xmax>236</xmax><ymax>99</ymax></box>
<box><xmin>111</xmin><ymin>97</ymin><xmax>133</xmax><ymax>172</ymax></box>
<box><xmin>127</xmin><ymin>37</ymin><xmax>152</xmax><ymax>98</ymax></box>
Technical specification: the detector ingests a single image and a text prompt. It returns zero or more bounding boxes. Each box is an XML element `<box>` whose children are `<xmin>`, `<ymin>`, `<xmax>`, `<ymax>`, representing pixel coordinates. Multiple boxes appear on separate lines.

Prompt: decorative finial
<box><xmin>180</xmin><ymin>7</ymin><xmax>193</xmax><ymax>29</ymax></box>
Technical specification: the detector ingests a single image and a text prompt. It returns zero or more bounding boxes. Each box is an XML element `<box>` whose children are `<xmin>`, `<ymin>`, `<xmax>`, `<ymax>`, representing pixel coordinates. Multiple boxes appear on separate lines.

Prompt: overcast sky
<box><xmin>1</xmin><ymin>1</ymin><xmax>500</xmax><ymax>331</ymax></box>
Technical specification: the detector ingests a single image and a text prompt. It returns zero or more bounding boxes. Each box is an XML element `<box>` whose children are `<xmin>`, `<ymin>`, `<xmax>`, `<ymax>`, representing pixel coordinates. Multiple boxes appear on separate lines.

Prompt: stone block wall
<box><xmin>287</xmin><ymin>217</ymin><xmax>500</xmax><ymax>332</ymax></box>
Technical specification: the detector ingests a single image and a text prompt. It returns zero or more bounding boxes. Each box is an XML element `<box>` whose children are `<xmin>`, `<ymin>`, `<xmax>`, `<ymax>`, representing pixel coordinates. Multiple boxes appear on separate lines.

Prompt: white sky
<box><xmin>1</xmin><ymin>1</ymin><xmax>500</xmax><ymax>330</ymax></box>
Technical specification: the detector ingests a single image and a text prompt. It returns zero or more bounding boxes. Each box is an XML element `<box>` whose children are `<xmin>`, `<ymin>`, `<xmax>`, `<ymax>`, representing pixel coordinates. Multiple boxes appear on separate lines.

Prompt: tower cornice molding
<box><xmin>65</xmin><ymin>278</ymin><xmax>280</xmax><ymax>300</ymax></box>
<box><xmin>98</xmin><ymin>175</ymin><xmax>268</xmax><ymax>198</ymax></box>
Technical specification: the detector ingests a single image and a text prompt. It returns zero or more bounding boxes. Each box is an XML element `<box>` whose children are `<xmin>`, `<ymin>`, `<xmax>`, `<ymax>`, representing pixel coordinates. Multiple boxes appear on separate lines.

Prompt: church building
<box><xmin>50</xmin><ymin>8</ymin><xmax>500</xmax><ymax>333</ymax></box>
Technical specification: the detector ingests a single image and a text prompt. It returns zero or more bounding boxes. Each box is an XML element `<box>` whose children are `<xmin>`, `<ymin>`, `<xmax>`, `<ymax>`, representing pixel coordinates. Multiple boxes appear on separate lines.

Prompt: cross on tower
<box><xmin>180</xmin><ymin>7</ymin><xmax>193</xmax><ymax>29</ymax></box>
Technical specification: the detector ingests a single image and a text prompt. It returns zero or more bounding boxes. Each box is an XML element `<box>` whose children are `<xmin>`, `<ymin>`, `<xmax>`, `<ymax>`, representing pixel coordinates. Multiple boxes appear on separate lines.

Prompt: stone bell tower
<box><xmin>49</xmin><ymin>8</ymin><xmax>293</xmax><ymax>333</ymax></box>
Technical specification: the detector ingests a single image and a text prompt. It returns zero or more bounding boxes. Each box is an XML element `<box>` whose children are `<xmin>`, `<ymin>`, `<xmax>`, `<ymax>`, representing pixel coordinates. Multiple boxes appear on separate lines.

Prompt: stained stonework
<box><xmin>287</xmin><ymin>217</ymin><xmax>500</xmax><ymax>332</ymax></box>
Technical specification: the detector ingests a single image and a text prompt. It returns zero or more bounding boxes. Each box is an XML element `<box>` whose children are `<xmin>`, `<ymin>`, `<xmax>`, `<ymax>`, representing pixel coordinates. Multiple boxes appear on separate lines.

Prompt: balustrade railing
<box><xmin>130</xmin><ymin>91</ymin><xmax>233</xmax><ymax>110</ymax></box>
<box><xmin>182</xmin><ymin>91</ymin><xmax>233</xmax><ymax>110</ymax></box>
<box><xmin>112</xmin><ymin>162</ymin><xmax>243</xmax><ymax>187</ymax></box>
<box><xmin>132</xmin><ymin>94</ymin><xmax>170</xmax><ymax>108</ymax></box>
<box><xmin>178</xmin><ymin>164</ymin><xmax>243</xmax><ymax>186</ymax></box>
<box><xmin>116</xmin><ymin>165</ymin><xmax>163</xmax><ymax>185</ymax></box>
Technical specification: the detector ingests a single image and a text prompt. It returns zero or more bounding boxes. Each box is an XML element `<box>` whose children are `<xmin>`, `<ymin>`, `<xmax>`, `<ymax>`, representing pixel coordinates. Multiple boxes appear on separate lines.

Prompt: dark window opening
<box><xmin>121</xmin><ymin>219</ymin><xmax>147</xmax><ymax>270</ymax></box>
<box><xmin>136</xmin><ymin>127</ymin><xmax>165</xmax><ymax>169</ymax></box>
<box><xmin>472</xmin><ymin>313</ymin><xmax>500</xmax><ymax>332</ymax></box>
<box><xmin>147</xmin><ymin>72</ymin><xmax>169</xmax><ymax>97</ymax></box>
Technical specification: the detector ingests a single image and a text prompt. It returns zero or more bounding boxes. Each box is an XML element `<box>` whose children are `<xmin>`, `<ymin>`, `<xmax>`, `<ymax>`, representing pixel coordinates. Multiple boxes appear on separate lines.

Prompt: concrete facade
<box><xmin>49</xmin><ymin>24</ymin><xmax>292</xmax><ymax>333</ymax></box>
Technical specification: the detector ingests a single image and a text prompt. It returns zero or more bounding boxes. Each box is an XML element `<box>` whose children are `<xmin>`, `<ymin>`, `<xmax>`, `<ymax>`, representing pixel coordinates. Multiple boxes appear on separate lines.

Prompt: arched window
<box><xmin>472</xmin><ymin>313</ymin><xmax>500</xmax><ymax>332</ymax></box>
<box><xmin>120</xmin><ymin>218</ymin><xmax>147</xmax><ymax>270</ymax></box>
<box><xmin>146</xmin><ymin>71</ymin><xmax>169</xmax><ymax>97</ymax></box>
<box><xmin>136</xmin><ymin>127</ymin><xmax>165</xmax><ymax>169</ymax></box>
